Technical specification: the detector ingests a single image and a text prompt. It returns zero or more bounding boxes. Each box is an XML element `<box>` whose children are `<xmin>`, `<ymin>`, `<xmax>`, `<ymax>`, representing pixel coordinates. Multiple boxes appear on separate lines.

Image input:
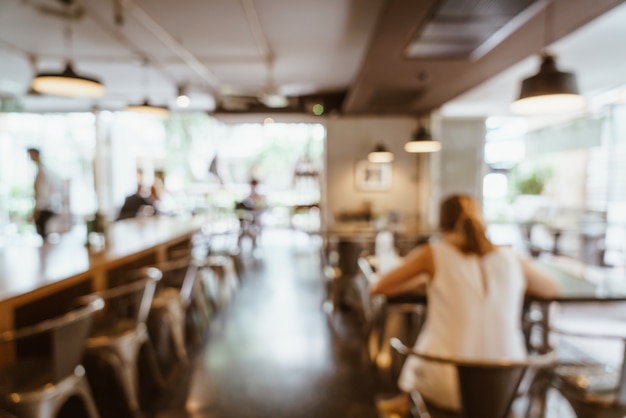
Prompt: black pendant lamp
<box><xmin>31</xmin><ymin>61</ymin><xmax>106</xmax><ymax>98</ymax></box>
<box><xmin>510</xmin><ymin>53</ymin><xmax>585</xmax><ymax>115</ymax></box>
<box><xmin>368</xmin><ymin>144</ymin><xmax>394</xmax><ymax>163</ymax></box>
<box><xmin>510</xmin><ymin>2</ymin><xmax>585</xmax><ymax>115</ymax></box>
<box><xmin>126</xmin><ymin>100</ymin><xmax>170</xmax><ymax>118</ymax></box>
<box><xmin>126</xmin><ymin>60</ymin><xmax>170</xmax><ymax>118</ymax></box>
<box><xmin>404</xmin><ymin>126</ymin><xmax>441</xmax><ymax>153</ymax></box>
<box><xmin>30</xmin><ymin>16</ymin><xmax>105</xmax><ymax>98</ymax></box>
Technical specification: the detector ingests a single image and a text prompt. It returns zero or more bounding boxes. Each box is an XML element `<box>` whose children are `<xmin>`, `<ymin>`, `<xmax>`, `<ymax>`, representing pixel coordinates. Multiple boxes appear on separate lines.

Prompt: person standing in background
<box><xmin>27</xmin><ymin>148</ymin><xmax>62</xmax><ymax>240</ymax></box>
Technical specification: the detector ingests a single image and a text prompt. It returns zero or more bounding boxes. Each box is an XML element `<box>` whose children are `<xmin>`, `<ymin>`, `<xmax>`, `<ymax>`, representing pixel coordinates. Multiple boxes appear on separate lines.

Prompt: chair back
<box><xmin>80</xmin><ymin>267</ymin><xmax>162</xmax><ymax>332</ymax></box>
<box><xmin>355</xmin><ymin>257</ymin><xmax>384</xmax><ymax>331</ymax></box>
<box><xmin>154</xmin><ymin>257</ymin><xmax>200</xmax><ymax>305</ymax></box>
<box><xmin>0</xmin><ymin>297</ymin><xmax>103</xmax><ymax>384</ymax></box>
<box><xmin>550</xmin><ymin>323</ymin><xmax>626</xmax><ymax>407</ymax></box>
<box><xmin>457</xmin><ymin>363</ymin><xmax>526</xmax><ymax>418</ymax></box>
<box><xmin>390</xmin><ymin>337</ymin><xmax>555</xmax><ymax>418</ymax></box>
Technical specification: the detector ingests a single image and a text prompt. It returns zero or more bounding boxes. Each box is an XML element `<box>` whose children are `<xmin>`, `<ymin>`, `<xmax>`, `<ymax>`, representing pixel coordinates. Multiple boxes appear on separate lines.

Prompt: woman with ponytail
<box><xmin>371</xmin><ymin>194</ymin><xmax>559</xmax><ymax>414</ymax></box>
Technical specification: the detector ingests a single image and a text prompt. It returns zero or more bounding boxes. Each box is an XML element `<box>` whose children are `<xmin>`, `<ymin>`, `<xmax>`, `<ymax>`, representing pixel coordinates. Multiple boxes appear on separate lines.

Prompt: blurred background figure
<box><xmin>27</xmin><ymin>148</ymin><xmax>63</xmax><ymax>240</ymax></box>
<box><xmin>116</xmin><ymin>184</ymin><xmax>156</xmax><ymax>220</ymax></box>
<box><xmin>236</xmin><ymin>178</ymin><xmax>267</xmax><ymax>253</ymax></box>
<box><xmin>150</xmin><ymin>171</ymin><xmax>176</xmax><ymax>216</ymax></box>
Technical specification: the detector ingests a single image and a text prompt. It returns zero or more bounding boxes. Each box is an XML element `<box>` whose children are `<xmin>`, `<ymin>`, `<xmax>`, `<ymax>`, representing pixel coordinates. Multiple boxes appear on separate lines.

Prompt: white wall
<box><xmin>324</xmin><ymin>116</ymin><xmax>434</xmax><ymax>227</ymax></box>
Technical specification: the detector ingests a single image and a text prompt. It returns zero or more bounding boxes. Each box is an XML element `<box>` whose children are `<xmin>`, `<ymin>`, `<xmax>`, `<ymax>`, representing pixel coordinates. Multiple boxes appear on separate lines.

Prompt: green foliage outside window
<box><xmin>509</xmin><ymin>165</ymin><xmax>552</xmax><ymax>196</ymax></box>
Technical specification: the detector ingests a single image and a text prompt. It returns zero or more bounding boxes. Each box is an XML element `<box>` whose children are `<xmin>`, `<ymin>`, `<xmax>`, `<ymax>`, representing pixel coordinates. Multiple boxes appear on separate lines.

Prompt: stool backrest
<box><xmin>80</xmin><ymin>267</ymin><xmax>162</xmax><ymax>331</ymax></box>
<box><xmin>0</xmin><ymin>297</ymin><xmax>103</xmax><ymax>383</ymax></box>
<box><xmin>551</xmin><ymin>325</ymin><xmax>626</xmax><ymax>407</ymax></box>
<box><xmin>153</xmin><ymin>257</ymin><xmax>199</xmax><ymax>305</ymax></box>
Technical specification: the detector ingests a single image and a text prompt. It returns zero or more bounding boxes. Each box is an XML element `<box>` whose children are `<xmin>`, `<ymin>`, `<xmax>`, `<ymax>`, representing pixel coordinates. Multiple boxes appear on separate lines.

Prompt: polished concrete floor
<box><xmin>154</xmin><ymin>229</ymin><xmax>381</xmax><ymax>418</ymax></box>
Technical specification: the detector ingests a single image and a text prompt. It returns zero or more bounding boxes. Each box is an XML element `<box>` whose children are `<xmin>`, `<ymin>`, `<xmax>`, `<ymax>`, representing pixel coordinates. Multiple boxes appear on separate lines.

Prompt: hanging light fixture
<box><xmin>175</xmin><ymin>84</ymin><xmax>191</xmax><ymax>108</ymax></box>
<box><xmin>126</xmin><ymin>100</ymin><xmax>170</xmax><ymax>118</ymax></box>
<box><xmin>404</xmin><ymin>125</ymin><xmax>441</xmax><ymax>153</ymax></box>
<box><xmin>510</xmin><ymin>2</ymin><xmax>585</xmax><ymax>115</ymax></box>
<box><xmin>368</xmin><ymin>144</ymin><xmax>394</xmax><ymax>163</ymax></box>
<box><xmin>126</xmin><ymin>60</ymin><xmax>170</xmax><ymax>118</ymax></box>
<box><xmin>30</xmin><ymin>14</ymin><xmax>105</xmax><ymax>98</ymax></box>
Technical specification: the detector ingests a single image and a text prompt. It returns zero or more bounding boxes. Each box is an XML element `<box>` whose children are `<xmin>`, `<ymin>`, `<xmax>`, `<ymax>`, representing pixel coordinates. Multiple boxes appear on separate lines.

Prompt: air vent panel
<box><xmin>406</xmin><ymin>0</ymin><xmax>539</xmax><ymax>59</ymax></box>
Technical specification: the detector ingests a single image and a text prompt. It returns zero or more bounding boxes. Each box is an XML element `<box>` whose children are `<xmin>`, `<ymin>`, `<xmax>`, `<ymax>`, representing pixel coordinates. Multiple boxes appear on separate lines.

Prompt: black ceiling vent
<box><xmin>367</xmin><ymin>88</ymin><xmax>425</xmax><ymax>108</ymax></box>
<box><xmin>406</xmin><ymin>0</ymin><xmax>539</xmax><ymax>60</ymax></box>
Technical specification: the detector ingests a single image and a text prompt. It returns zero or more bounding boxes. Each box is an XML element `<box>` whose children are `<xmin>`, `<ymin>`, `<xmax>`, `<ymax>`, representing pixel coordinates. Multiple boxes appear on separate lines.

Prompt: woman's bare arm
<box><xmin>370</xmin><ymin>244</ymin><xmax>434</xmax><ymax>295</ymax></box>
<box><xmin>519</xmin><ymin>256</ymin><xmax>560</xmax><ymax>299</ymax></box>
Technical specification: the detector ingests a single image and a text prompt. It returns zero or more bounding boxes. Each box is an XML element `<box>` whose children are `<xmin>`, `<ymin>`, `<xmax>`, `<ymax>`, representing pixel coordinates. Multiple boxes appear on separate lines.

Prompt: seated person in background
<box><xmin>235</xmin><ymin>178</ymin><xmax>267</xmax><ymax>250</ymax></box>
<box><xmin>370</xmin><ymin>194</ymin><xmax>560</xmax><ymax>414</ymax></box>
<box><xmin>149</xmin><ymin>174</ymin><xmax>176</xmax><ymax>215</ymax></box>
<box><xmin>116</xmin><ymin>184</ymin><xmax>156</xmax><ymax>220</ymax></box>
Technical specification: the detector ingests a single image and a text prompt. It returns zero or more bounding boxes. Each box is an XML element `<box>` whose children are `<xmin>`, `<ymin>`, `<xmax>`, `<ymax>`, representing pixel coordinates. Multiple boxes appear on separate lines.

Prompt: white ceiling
<box><xmin>1</xmin><ymin>0</ymin><xmax>626</xmax><ymax>117</ymax></box>
<box><xmin>0</xmin><ymin>0</ymin><xmax>384</xmax><ymax>113</ymax></box>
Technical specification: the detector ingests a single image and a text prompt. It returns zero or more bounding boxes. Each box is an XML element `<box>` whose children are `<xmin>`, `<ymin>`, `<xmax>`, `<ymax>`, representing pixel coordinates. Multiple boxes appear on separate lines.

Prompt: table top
<box><xmin>366</xmin><ymin>252</ymin><xmax>626</xmax><ymax>305</ymax></box>
<box><xmin>532</xmin><ymin>256</ymin><xmax>626</xmax><ymax>302</ymax></box>
<box><xmin>0</xmin><ymin>216</ymin><xmax>207</xmax><ymax>302</ymax></box>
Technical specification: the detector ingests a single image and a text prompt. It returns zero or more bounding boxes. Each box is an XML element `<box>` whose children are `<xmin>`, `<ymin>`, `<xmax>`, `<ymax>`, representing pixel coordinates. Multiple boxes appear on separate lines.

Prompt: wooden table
<box><xmin>527</xmin><ymin>256</ymin><xmax>626</xmax><ymax>352</ymax></box>
<box><xmin>365</xmin><ymin>252</ymin><xmax>626</xmax><ymax>351</ymax></box>
<box><xmin>0</xmin><ymin>216</ymin><xmax>207</xmax><ymax>334</ymax></box>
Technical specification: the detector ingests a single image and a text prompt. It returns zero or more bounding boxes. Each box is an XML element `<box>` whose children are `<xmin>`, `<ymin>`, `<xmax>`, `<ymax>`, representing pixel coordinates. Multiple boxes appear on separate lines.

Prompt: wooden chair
<box><xmin>0</xmin><ymin>297</ymin><xmax>104</xmax><ymax>418</ymax></box>
<box><xmin>390</xmin><ymin>337</ymin><xmax>555</xmax><ymax>418</ymax></box>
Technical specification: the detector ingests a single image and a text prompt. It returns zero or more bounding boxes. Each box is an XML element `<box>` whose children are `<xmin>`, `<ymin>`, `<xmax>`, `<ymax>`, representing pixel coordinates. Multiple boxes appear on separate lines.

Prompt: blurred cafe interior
<box><xmin>2</xmin><ymin>0</ymin><xmax>626</xmax><ymax>417</ymax></box>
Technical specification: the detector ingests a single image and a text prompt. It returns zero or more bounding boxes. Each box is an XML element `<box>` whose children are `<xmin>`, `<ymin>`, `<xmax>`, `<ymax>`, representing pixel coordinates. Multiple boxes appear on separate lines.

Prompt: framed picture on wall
<box><xmin>355</xmin><ymin>160</ymin><xmax>392</xmax><ymax>191</ymax></box>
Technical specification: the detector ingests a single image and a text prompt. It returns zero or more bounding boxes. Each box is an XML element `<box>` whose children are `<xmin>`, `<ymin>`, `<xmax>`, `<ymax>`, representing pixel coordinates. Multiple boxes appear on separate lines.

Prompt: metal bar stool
<box><xmin>78</xmin><ymin>267</ymin><xmax>162</xmax><ymax>418</ymax></box>
<box><xmin>148</xmin><ymin>256</ymin><xmax>211</xmax><ymax>378</ymax></box>
<box><xmin>0</xmin><ymin>297</ymin><xmax>104</xmax><ymax>418</ymax></box>
<box><xmin>390</xmin><ymin>338</ymin><xmax>556</xmax><ymax>418</ymax></box>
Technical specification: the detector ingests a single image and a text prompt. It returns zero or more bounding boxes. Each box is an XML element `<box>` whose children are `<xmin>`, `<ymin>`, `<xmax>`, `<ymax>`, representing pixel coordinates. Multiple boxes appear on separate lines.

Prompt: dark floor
<box><xmin>154</xmin><ymin>229</ymin><xmax>382</xmax><ymax>418</ymax></box>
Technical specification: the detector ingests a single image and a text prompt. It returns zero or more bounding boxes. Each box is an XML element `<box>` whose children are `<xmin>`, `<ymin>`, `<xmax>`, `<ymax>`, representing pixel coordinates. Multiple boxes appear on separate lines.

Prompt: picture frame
<box><xmin>355</xmin><ymin>160</ymin><xmax>392</xmax><ymax>191</ymax></box>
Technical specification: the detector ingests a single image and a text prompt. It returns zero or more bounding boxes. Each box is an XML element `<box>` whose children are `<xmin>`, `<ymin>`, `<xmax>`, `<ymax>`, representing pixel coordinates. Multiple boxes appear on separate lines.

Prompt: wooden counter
<box><xmin>0</xmin><ymin>216</ymin><xmax>207</xmax><ymax>333</ymax></box>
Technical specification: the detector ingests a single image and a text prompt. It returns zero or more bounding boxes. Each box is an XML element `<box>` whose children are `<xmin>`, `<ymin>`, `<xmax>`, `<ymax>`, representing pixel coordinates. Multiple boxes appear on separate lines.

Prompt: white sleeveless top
<box><xmin>398</xmin><ymin>241</ymin><xmax>527</xmax><ymax>411</ymax></box>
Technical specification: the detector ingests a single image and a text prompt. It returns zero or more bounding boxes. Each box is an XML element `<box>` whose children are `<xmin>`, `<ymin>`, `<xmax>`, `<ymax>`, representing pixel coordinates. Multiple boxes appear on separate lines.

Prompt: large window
<box><xmin>0</xmin><ymin>113</ymin><xmax>97</xmax><ymax>236</ymax></box>
<box><xmin>0</xmin><ymin>111</ymin><xmax>325</xmax><ymax>239</ymax></box>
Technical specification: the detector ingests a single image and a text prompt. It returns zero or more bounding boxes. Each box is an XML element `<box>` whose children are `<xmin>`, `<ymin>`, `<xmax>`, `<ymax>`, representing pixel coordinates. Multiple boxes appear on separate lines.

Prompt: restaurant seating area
<box><xmin>4</xmin><ymin>210</ymin><xmax>626</xmax><ymax>418</ymax></box>
<box><xmin>5</xmin><ymin>1</ymin><xmax>626</xmax><ymax>417</ymax></box>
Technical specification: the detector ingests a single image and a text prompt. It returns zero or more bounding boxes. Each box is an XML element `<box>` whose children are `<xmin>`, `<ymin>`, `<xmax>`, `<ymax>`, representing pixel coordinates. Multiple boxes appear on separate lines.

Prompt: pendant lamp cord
<box><xmin>142</xmin><ymin>58</ymin><xmax>150</xmax><ymax>101</ymax></box>
<box><xmin>543</xmin><ymin>1</ymin><xmax>554</xmax><ymax>53</ymax></box>
<box><xmin>64</xmin><ymin>2</ymin><xmax>74</xmax><ymax>64</ymax></box>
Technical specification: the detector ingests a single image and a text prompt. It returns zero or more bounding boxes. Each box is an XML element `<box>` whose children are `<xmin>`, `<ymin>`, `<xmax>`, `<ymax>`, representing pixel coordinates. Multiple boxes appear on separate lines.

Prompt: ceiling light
<box><xmin>511</xmin><ymin>54</ymin><xmax>585</xmax><ymax>115</ymax></box>
<box><xmin>126</xmin><ymin>100</ymin><xmax>170</xmax><ymax>118</ymax></box>
<box><xmin>368</xmin><ymin>144</ymin><xmax>394</xmax><ymax>163</ymax></box>
<box><xmin>176</xmin><ymin>85</ymin><xmax>190</xmax><ymax>108</ymax></box>
<box><xmin>259</xmin><ymin>92</ymin><xmax>288</xmax><ymax>108</ymax></box>
<box><xmin>126</xmin><ymin>59</ymin><xmax>169</xmax><ymax>117</ymax></box>
<box><xmin>31</xmin><ymin>62</ymin><xmax>105</xmax><ymax>98</ymax></box>
<box><xmin>511</xmin><ymin>2</ymin><xmax>585</xmax><ymax>115</ymax></box>
<box><xmin>404</xmin><ymin>126</ymin><xmax>441</xmax><ymax>153</ymax></box>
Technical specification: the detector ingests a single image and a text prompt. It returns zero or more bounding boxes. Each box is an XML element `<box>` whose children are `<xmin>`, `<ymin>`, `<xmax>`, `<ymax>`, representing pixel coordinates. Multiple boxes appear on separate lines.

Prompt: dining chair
<box><xmin>390</xmin><ymin>337</ymin><xmax>556</xmax><ymax>418</ymax></box>
<box><xmin>356</xmin><ymin>257</ymin><xmax>426</xmax><ymax>375</ymax></box>
<box><xmin>78</xmin><ymin>267</ymin><xmax>163</xmax><ymax>418</ymax></box>
<box><xmin>0</xmin><ymin>296</ymin><xmax>104</xmax><ymax>418</ymax></box>
<box><xmin>544</xmin><ymin>323</ymin><xmax>626</xmax><ymax>418</ymax></box>
<box><xmin>148</xmin><ymin>256</ymin><xmax>209</xmax><ymax>378</ymax></box>
<box><xmin>196</xmin><ymin>254</ymin><xmax>240</xmax><ymax>310</ymax></box>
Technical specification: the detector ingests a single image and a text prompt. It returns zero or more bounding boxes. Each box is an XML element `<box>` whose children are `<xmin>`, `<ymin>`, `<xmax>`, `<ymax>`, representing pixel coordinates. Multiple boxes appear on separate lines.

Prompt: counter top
<box><xmin>0</xmin><ymin>216</ymin><xmax>206</xmax><ymax>303</ymax></box>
